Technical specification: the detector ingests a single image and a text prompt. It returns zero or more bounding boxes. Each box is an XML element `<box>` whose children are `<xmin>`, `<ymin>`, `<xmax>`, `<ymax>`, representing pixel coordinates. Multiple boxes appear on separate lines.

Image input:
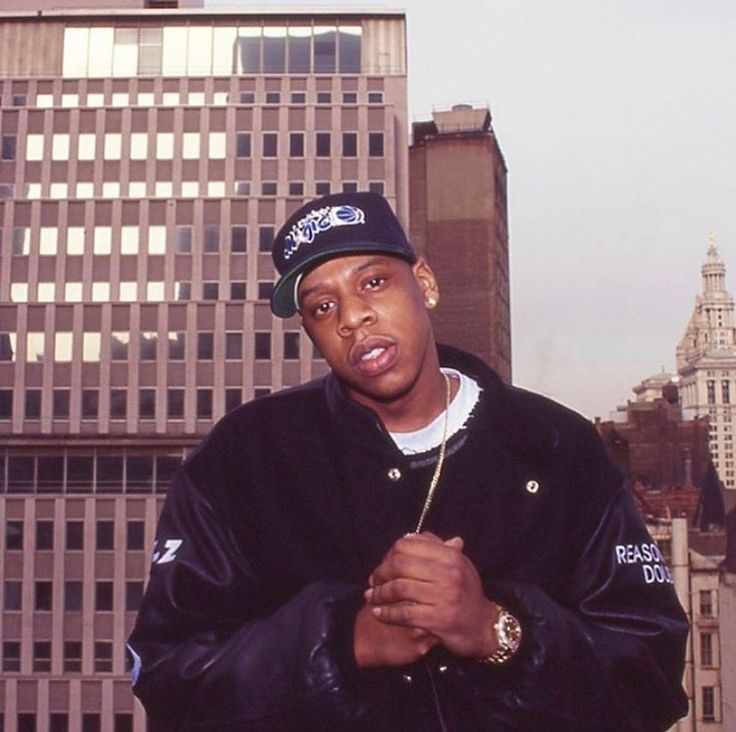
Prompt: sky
<box><xmin>211</xmin><ymin>1</ymin><xmax>736</xmax><ymax>419</ymax></box>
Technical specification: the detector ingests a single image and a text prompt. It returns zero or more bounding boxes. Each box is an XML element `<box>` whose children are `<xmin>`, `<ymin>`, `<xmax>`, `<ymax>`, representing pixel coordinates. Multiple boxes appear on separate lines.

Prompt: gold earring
<box><xmin>426</xmin><ymin>296</ymin><xmax>437</xmax><ymax>309</ymax></box>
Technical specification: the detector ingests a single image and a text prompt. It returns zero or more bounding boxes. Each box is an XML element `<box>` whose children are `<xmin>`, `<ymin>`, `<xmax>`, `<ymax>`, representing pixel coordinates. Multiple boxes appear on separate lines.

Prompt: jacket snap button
<box><xmin>401</xmin><ymin>673</ymin><xmax>413</xmax><ymax>684</ymax></box>
<box><xmin>387</xmin><ymin>467</ymin><xmax>402</xmax><ymax>482</ymax></box>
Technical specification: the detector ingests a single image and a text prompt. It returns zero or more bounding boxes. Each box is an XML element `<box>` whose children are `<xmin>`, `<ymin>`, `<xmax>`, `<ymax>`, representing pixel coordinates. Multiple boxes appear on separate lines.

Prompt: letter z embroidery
<box><xmin>152</xmin><ymin>538</ymin><xmax>183</xmax><ymax>565</ymax></box>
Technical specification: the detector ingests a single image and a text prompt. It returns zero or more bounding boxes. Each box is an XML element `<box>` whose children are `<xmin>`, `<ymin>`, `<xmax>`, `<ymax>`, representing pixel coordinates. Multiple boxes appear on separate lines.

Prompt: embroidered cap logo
<box><xmin>283</xmin><ymin>205</ymin><xmax>365</xmax><ymax>260</ymax></box>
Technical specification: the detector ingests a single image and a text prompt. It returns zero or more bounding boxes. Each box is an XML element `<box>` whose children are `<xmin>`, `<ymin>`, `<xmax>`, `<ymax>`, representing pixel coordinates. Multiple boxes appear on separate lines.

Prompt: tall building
<box><xmin>0</xmin><ymin>5</ymin><xmax>408</xmax><ymax>730</ymax></box>
<box><xmin>409</xmin><ymin>104</ymin><xmax>511</xmax><ymax>381</ymax></box>
<box><xmin>677</xmin><ymin>240</ymin><xmax>736</xmax><ymax>489</ymax></box>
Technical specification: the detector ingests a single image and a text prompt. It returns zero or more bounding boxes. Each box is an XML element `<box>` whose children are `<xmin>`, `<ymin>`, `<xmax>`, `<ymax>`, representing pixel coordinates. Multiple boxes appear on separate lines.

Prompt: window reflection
<box><xmin>239</xmin><ymin>27</ymin><xmax>261</xmax><ymax>73</ymax></box>
<box><xmin>83</xmin><ymin>333</ymin><xmax>101</xmax><ymax>362</ymax></box>
<box><xmin>288</xmin><ymin>27</ymin><xmax>311</xmax><ymax>72</ymax></box>
<box><xmin>111</xmin><ymin>332</ymin><xmax>129</xmax><ymax>360</ymax></box>
<box><xmin>121</xmin><ymin>226</ymin><xmax>139</xmax><ymax>254</ymax></box>
<box><xmin>314</xmin><ymin>26</ymin><xmax>337</xmax><ymax>73</ymax></box>
<box><xmin>27</xmin><ymin>333</ymin><xmax>45</xmax><ymax>362</ymax></box>
<box><xmin>55</xmin><ymin>332</ymin><xmax>73</xmax><ymax>362</ymax></box>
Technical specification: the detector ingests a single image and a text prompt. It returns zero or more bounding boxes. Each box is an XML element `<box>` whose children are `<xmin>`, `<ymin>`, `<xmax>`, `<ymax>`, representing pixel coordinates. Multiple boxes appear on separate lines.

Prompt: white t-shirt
<box><xmin>389</xmin><ymin>368</ymin><xmax>481</xmax><ymax>455</ymax></box>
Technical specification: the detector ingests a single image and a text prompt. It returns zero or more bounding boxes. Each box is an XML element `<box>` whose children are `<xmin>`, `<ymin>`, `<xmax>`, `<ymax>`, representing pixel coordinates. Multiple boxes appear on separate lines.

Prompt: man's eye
<box><xmin>313</xmin><ymin>301</ymin><xmax>334</xmax><ymax>316</ymax></box>
<box><xmin>365</xmin><ymin>276</ymin><xmax>386</xmax><ymax>290</ymax></box>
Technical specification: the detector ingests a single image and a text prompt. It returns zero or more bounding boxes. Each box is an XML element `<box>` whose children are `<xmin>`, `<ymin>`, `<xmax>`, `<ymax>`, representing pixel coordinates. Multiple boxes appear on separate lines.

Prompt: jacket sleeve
<box><xmin>448</xmin><ymin>427</ymin><xmax>689</xmax><ymax>731</ymax></box>
<box><xmin>127</xmin><ymin>464</ymin><xmax>369</xmax><ymax>731</ymax></box>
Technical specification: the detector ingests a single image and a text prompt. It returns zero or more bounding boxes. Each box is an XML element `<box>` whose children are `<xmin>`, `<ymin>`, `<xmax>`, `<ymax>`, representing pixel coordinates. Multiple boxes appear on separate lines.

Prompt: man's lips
<box><xmin>350</xmin><ymin>337</ymin><xmax>398</xmax><ymax>375</ymax></box>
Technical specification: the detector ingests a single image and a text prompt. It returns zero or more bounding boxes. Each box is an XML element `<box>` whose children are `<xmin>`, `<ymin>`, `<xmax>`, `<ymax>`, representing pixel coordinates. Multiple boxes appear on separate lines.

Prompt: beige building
<box><xmin>0</xmin><ymin>4</ymin><xmax>409</xmax><ymax>730</ymax></box>
<box><xmin>677</xmin><ymin>241</ymin><xmax>736</xmax><ymax>489</ymax></box>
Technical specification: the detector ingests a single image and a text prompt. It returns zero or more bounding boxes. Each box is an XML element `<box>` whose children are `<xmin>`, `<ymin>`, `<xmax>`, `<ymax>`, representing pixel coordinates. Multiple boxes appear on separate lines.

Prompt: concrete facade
<box><xmin>0</xmin><ymin>6</ymin><xmax>408</xmax><ymax>731</ymax></box>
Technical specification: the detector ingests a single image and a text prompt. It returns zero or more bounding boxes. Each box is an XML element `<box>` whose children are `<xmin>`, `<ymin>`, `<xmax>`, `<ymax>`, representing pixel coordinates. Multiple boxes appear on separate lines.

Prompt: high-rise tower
<box><xmin>0</xmin><ymin>5</ymin><xmax>408</xmax><ymax>730</ymax></box>
<box><xmin>677</xmin><ymin>238</ymin><xmax>736</xmax><ymax>489</ymax></box>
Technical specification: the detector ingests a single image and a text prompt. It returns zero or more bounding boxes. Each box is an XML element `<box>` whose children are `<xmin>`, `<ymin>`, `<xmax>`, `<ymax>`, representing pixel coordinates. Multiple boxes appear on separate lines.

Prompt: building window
<box><xmin>263</xmin><ymin>132</ymin><xmax>278</xmax><ymax>157</ymax></box>
<box><xmin>231</xmin><ymin>226</ymin><xmax>247</xmax><ymax>252</ymax></box>
<box><xmin>4</xmin><ymin>580</ymin><xmax>21</xmax><ymax>611</ymax></box>
<box><xmin>368</xmin><ymin>91</ymin><xmax>384</xmax><ymax>104</ymax></box>
<box><xmin>284</xmin><ymin>332</ymin><xmax>300</xmax><ymax>360</ymax></box>
<box><xmin>368</xmin><ymin>181</ymin><xmax>385</xmax><ymax>195</ymax></box>
<box><xmin>259</xmin><ymin>226</ymin><xmax>274</xmax><ymax>252</ymax></box>
<box><xmin>33</xmin><ymin>641</ymin><xmax>52</xmax><ymax>672</ymax></box>
<box><xmin>291</xmin><ymin>91</ymin><xmax>306</xmax><ymax>104</ymax></box>
<box><xmin>700</xmin><ymin>632</ymin><xmax>714</xmax><ymax>666</ymax></box>
<box><xmin>7</xmin><ymin>520</ymin><xmax>23</xmax><ymax>550</ymax></box>
<box><xmin>255</xmin><ymin>333</ymin><xmax>271</xmax><ymax>360</ymax></box>
<box><xmin>203</xmin><ymin>225</ymin><xmax>219</xmax><ymax>252</ymax></box>
<box><xmin>140</xmin><ymin>332</ymin><xmax>158</xmax><ymax>360</ymax></box>
<box><xmin>315</xmin><ymin>181</ymin><xmax>330</xmax><ymax>196</ymax></box>
<box><xmin>258</xmin><ymin>282</ymin><xmax>274</xmax><ymax>300</ymax></box>
<box><xmin>1</xmin><ymin>134</ymin><xmax>16</xmax><ymax>159</ymax></box>
<box><xmin>368</xmin><ymin>132</ymin><xmax>384</xmax><ymax>157</ymax></box>
<box><xmin>36</xmin><ymin>521</ymin><xmax>54</xmax><ymax>550</ymax></box>
<box><xmin>0</xmin><ymin>389</ymin><xmax>13</xmax><ymax>419</ymax></box>
<box><xmin>342</xmin><ymin>182</ymin><xmax>358</xmax><ymax>193</ymax></box>
<box><xmin>139</xmin><ymin>389</ymin><xmax>156</xmax><ymax>418</ymax></box>
<box><xmin>126</xmin><ymin>581</ymin><xmax>144</xmax><ymax>612</ymax></box>
<box><xmin>96</xmin><ymin>521</ymin><xmax>114</xmax><ymax>551</ymax></box>
<box><xmin>198</xmin><ymin>333</ymin><xmax>214</xmax><ymax>360</ymax></box>
<box><xmin>342</xmin><ymin>132</ymin><xmax>357</xmax><ymax>157</ymax></box>
<box><xmin>262</xmin><ymin>181</ymin><xmax>277</xmax><ymax>196</ymax></box>
<box><xmin>111</xmin><ymin>332</ymin><xmax>129</xmax><ymax>360</ymax></box>
<box><xmin>202</xmin><ymin>282</ymin><xmax>219</xmax><ymax>300</ymax></box>
<box><xmin>67</xmin><ymin>459</ymin><xmax>92</xmax><ymax>493</ymax></box>
<box><xmin>225</xmin><ymin>388</ymin><xmax>242</xmax><ymax>413</ymax></box>
<box><xmin>63</xmin><ymin>640</ymin><xmax>82</xmax><ymax>672</ymax></box>
<box><xmin>3</xmin><ymin>641</ymin><xmax>20</xmax><ymax>672</ymax></box>
<box><xmin>196</xmin><ymin>389</ymin><xmax>213</xmax><ymax>419</ymax></box>
<box><xmin>707</xmin><ymin>380</ymin><xmax>716</xmax><ymax>404</ymax></box>
<box><xmin>236</xmin><ymin>132</ymin><xmax>251</xmax><ymax>157</ymax></box>
<box><xmin>723</xmin><ymin>380</ymin><xmax>730</xmax><ymax>404</ymax></box>
<box><xmin>64</xmin><ymin>581</ymin><xmax>82</xmax><ymax>611</ymax></box>
<box><xmin>35</xmin><ymin>581</ymin><xmax>53</xmax><ymax>611</ymax></box>
<box><xmin>342</xmin><ymin>92</ymin><xmax>357</xmax><ymax>104</ymax></box>
<box><xmin>316</xmin><ymin>132</ymin><xmax>331</xmax><ymax>157</ymax></box>
<box><xmin>94</xmin><ymin>641</ymin><xmax>112</xmax><ymax>672</ymax></box>
<box><xmin>82</xmin><ymin>714</ymin><xmax>101</xmax><ymax>732</ymax></box>
<box><xmin>230</xmin><ymin>282</ymin><xmax>247</xmax><ymax>300</ymax></box>
<box><xmin>114</xmin><ymin>713</ymin><xmax>133</xmax><ymax>732</ymax></box>
<box><xmin>95</xmin><ymin>581</ymin><xmax>113</xmax><ymax>611</ymax></box>
<box><xmin>168</xmin><ymin>332</ymin><xmax>185</xmax><ymax>360</ymax></box>
<box><xmin>167</xmin><ymin>389</ymin><xmax>185</xmax><ymax>419</ymax></box>
<box><xmin>290</xmin><ymin>132</ymin><xmax>304</xmax><ymax>157</ymax></box>
<box><xmin>81</xmin><ymin>389</ymin><xmax>98</xmax><ymax>419</ymax></box>
<box><xmin>702</xmin><ymin>686</ymin><xmax>716</xmax><ymax>721</ymax></box>
<box><xmin>175</xmin><ymin>226</ymin><xmax>192</xmax><ymax>254</ymax></box>
<box><xmin>225</xmin><ymin>332</ymin><xmax>242</xmax><ymax>360</ymax></box>
<box><xmin>110</xmin><ymin>390</ymin><xmax>127</xmax><ymax>419</ymax></box>
<box><xmin>25</xmin><ymin>389</ymin><xmax>41</xmax><ymax>419</ymax></box>
<box><xmin>316</xmin><ymin>91</ymin><xmax>332</xmax><ymax>104</ymax></box>
<box><xmin>289</xmin><ymin>181</ymin><xmax>304</xmax><ymax>196</ymax></box>
<box><xmin>699</xmin><ymin>589</ymin><xmax>713</xmax><ymax>617</ymax></box>
<box><xmin>66</xmin><ymin>521</ymin><xmax>83</xmax><ymax>551</ymax></box>
<box><xmin>127</xmin><ymin>521</ymin><xmax>145</xmax><ymax>551</ymax></box>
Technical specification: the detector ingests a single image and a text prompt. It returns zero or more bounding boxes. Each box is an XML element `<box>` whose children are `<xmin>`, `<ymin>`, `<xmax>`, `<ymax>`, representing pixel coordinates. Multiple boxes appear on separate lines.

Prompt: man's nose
<box><xmin>338</xmin><ymin>294</ymin><xmax>376</xmax><ymax>335</ymax></box>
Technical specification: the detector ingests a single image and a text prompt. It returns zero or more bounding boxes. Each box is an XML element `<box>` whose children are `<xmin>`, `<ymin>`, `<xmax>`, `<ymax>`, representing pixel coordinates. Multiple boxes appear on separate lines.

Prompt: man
<box><xmin>128</xmin><ymin>192</ymin><xmax>688</xmax><ymax>731</ymax></box>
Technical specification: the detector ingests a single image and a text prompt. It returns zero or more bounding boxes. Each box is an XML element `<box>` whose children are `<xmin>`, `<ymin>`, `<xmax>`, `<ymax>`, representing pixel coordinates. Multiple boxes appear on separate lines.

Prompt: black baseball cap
<box><xmin>270</xmin><ymin>191</ymin><xmax>416</xmax><ymax>318</ymax></box>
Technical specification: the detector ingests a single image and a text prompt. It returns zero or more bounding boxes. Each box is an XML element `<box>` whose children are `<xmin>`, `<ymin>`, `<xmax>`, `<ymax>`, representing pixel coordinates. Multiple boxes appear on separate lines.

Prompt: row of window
<box><xmin>0</xmin><ymin>179</ymin><xmax>385</xmax><ymax>203</ymax></box>
<box><xmin>3</xmin><ymin>639</ymin><xmax>124</xmax><ymax>674</ymax></box>
<box><xmin>0</xmin><ymin>453</ymin><xmax>181</xmax><ymax>492</ymax></box>
<box><xmin>1</xmin><ymin>387</ymin><xmax>250</xmax><ymax>424</ymax></box>
<box><xmin>6</xmin><ymin>517</ymin><xmax>145</xmax><ymax>551</ymax></box>
<box><xmin>2</xmin><ymin>130</ymin><xmax>384</xmax><ymax>162</ymax></box>
<box><xmin>5</xmin><ymin>280</ymin><xmax>257</xmax><ymax>304</ymax></box>
<box><xmin>3</xmin><ymin>579</ymin><xmax>144</xmax><ymax>614</ymax></box>
<box><xmin>1</xmin><ymin>330</ymin><xmax>298</xmax><ymax>364</ymax></box>
<box><xmin>8</xmin><ymin>222</ymin><xmax>271</xmax><ymax>256</ymax></box>
<box><xmin>706</xmin><ymin>379</ymin><xmax>733</xmax><ymax>404</ymax></box>
<box><xmin>63</xmin><ymin>24</ymin><xmax>365</xmax><ymax>78</ymax></box>
<box><xmin>0</xmin><ymin>711</ymin><xmax>133</xmax><ymax>732</ymax></box>
<box><xmin>0</xmin><ymin>88</ymin><xmax>384</xmax><ymax>108</ymax></box>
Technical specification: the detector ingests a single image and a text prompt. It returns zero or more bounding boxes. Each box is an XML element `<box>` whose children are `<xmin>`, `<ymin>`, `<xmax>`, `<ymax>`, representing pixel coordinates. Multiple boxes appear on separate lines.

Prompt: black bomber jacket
<box><xmin>128</xmin><ymin>346</ymin><xmax>689</xmax><ymax>731</ymax></box>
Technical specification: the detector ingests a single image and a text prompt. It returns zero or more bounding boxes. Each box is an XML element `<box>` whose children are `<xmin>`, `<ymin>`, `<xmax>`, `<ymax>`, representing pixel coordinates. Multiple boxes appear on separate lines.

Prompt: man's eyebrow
<box><xmin>299</xmin><ymin>256</ymin><xmax>392</xmax><ymax>301</ymax></box>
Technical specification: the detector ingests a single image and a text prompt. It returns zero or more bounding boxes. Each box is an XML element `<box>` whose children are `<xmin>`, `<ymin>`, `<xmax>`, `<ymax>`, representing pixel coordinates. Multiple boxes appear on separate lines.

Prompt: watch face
<box><xmin>499</xmin><ymin>612</ymin><xmax>522</xmax><ymax>650</ymax></box>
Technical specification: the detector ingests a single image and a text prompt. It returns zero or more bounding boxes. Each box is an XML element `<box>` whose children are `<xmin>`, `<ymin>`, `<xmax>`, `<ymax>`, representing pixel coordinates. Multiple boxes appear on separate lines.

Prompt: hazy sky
<box><xmin>212</xmin><ymin>1</ymin><xmax>736</xmax><ymax>418</ymax></box>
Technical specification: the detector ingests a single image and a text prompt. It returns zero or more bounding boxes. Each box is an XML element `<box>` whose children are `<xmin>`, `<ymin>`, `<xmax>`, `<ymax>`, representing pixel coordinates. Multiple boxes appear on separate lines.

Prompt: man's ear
<box><xmin>412</xmin><ymin>258</ymin><xmax>439</xmax><ymax>309</ymax></box>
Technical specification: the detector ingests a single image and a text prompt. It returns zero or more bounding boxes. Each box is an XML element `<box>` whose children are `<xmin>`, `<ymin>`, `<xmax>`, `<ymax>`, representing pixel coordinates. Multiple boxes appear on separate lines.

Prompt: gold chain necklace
<box><xmin>412</xmin><ymin>371</ymin><xmax>452</xmax><ymax>534</ymax></box>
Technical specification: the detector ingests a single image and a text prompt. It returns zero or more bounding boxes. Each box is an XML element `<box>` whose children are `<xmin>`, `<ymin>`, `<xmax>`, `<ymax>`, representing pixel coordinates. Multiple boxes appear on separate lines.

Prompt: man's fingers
<box><xmin>371</xmin><ymin>601</ymin><xmax>435</xmax><ymax>629</ymax></box>
<box><xmin>365</xmin><ymin>577</ymin><xmax>439</xmax><ymax>606</ymax></box>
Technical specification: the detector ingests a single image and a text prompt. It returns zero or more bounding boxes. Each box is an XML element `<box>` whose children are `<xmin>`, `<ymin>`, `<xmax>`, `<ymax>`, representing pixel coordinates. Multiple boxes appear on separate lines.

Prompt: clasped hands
<box><xmin>354</xmin><ymin>532</ymin><xmax>499</xmax><ymax>668</ymax></box>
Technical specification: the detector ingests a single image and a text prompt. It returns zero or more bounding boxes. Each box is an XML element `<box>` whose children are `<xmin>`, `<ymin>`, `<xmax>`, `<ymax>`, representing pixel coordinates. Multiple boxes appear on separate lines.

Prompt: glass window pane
<box><xmin>288</xmin><ymin>26</ymin><xmax>311</xmax><ymax>72</ymax></box>
<box><xmin>231</xmin><ymin>226</ymin><xmax>247</xmax><ymax>252</ymax></box>
<box><xmin>88</xmin><ymin>27</ymin><xmax>114</xmax><ymax>77</ymax></box>
<box><xmin>188</xmin><ymin>26</ymin><xmax>213</xmax><ymax>75</ymax></box>
<box><xmin>314</xmin><ymin>26</ymin><xmax>336</xmax><ymax>73</ymax></box>
<box><xmin>238</xmin><ymin>27</ymin><xmax>261</xmax><ymax>73</ymax></box>
<box><xmin>113</xmin><ymin>27</ymin><xmax>139</xmax><ymax>77</ymax></box>
<box><xmin>212</xmin><ymin>27</ymin><xmax>237</xmax><ymax>74</ymax></box>
<box><xmin>162</xmin><ymin>26</ymin><xmax>188</xmax><ymax>76</ymax></box>
<box><xmin>338</xmin><ymin>26</ymin><xmax>362</xmax><ymax>73</ymax></box>
<box><xmin>63</xmin><ymin>27</ymin><xmax>89</xmax><ymax>77</ymax></box>
<box><xmin>263</xmin><ymin>26</ymin><xmax>286</xmax><ymax>72</ymax></box>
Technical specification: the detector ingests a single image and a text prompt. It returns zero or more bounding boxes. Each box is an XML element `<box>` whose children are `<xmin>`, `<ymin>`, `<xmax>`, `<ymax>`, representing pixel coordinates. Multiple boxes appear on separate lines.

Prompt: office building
<box><xmin>409</xmin><ymin>104</ymin><xmax>511</xmax><ymax>381</ymax></box>
<box><xmin>0</xmin><ymin>4</ymin><xmax>408</xmax><ymax>729</ymax></box>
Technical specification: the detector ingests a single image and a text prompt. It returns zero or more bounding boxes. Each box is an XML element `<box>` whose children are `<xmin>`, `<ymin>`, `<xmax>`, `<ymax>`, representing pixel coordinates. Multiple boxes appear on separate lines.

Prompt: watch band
<box><xmin>478</xmin><ymin>605</ymin><xmax>522</xmax><ymax>666</ymax></box>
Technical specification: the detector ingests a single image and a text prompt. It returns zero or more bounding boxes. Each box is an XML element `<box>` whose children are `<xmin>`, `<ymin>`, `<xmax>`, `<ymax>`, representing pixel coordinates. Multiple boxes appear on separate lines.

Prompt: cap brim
<box><xmin>270</xmin><ymin>242</ymin><xmax>415</xmax><ymax>318</ymax></box>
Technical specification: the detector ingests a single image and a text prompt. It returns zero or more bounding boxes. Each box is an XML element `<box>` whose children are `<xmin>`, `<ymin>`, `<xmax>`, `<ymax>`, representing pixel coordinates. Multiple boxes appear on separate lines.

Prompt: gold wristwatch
<box><xmin>478</xmin><ymin>605</ymin><xmax>522</xmax><ymax>666</ymax></box>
